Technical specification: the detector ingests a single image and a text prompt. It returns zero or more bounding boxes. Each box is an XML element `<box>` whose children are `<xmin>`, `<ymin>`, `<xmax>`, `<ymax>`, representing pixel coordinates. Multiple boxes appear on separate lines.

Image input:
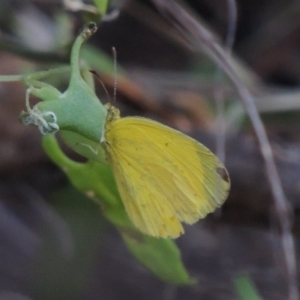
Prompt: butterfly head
<box><xmin>105</xmin><ymin>103</ymin><xmax>121</xmax><ymax>123</ymax></box>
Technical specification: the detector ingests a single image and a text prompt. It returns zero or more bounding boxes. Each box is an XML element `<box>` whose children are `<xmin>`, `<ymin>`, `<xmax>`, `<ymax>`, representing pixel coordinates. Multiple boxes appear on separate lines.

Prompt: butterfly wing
<box><xmin>104</xmin><ymin>117</ymin><xmax>230</xmax><ymax>238</ymax></box>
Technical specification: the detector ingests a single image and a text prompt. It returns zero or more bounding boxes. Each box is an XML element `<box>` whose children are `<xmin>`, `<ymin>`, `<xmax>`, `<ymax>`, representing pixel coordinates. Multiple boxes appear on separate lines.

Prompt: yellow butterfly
<box><xmin>102</xmin><ymin>103</ymin><xmax>230</xmax><ymax>238</ymax></box>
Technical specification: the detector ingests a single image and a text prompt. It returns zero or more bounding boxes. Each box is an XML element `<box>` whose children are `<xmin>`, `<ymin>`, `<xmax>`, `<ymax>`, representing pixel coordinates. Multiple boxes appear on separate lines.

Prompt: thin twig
<box><xmin>214</xmin><ymin>0</ymin><xmax>237</xmax><ymax>163</ymax></box>
<box><xmin>151</xmin><ymin>1</ymin><xmax>298</xmax><ymax>299</ymax></box>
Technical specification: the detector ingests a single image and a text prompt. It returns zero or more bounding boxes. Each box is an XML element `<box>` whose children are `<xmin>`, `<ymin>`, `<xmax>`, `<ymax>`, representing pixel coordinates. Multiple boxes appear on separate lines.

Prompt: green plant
<box><xmin>0</xmin><ymin>22</ymin><xmax>193</xmax><ymax>285</ymax></box>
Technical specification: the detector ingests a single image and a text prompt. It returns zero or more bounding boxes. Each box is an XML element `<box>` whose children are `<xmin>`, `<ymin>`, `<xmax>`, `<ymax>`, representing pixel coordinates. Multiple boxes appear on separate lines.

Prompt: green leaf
<box><xmin>121</xmin><ymin>232</ymin><xmax>194</xmax><ymax>285</ymax></box>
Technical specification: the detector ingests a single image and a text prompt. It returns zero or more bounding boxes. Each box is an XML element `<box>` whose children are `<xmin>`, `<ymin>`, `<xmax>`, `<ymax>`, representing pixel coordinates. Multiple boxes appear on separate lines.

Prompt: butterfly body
<box><xmin>102</xmin><ymin>104</ymin><xmax>230</xmax><ymax>238</ymax></box>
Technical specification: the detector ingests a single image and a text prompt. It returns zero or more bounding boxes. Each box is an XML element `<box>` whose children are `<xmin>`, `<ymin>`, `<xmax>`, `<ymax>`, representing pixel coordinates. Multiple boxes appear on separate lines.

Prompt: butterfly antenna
<box><xmin>112</xmin><ymin>47</ymin><xmax>117</xmax><ymax>104</ymax></box>
<box><xmin>89</xmin><ymin>69</ymin><xmax>112</xmax><ymax>103</ymax></box>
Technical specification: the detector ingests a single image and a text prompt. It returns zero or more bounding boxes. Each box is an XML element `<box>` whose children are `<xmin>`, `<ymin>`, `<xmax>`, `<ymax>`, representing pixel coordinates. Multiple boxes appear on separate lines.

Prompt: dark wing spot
<box><xmin>217</xmin><ymin>167</ymin><xmax>230</xmax><ymax>183</ymax></box>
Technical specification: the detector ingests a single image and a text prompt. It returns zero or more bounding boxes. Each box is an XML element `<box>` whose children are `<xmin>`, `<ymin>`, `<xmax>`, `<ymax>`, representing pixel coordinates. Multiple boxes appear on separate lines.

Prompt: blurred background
<box><xmin>0</xmin><ymin>0</ymin><xmax>300</xmax><ymax>299</ymax></box>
